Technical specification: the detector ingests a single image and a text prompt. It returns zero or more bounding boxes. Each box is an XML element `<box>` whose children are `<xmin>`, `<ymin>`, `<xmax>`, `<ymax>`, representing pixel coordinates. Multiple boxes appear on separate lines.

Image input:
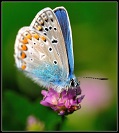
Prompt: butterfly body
<box><xmin>14</xmin><ymin>7</ymin><xmax>79</xmax><ymax>92</ymax></box>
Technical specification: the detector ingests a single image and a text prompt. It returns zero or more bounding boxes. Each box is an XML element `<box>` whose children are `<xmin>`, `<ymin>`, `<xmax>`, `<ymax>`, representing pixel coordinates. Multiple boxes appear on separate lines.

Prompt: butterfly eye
<box><xmin>70</xmin><ymin>80</ymin><xmax>74</xmax><ymax>87</ymax></box>
<box><xmin>70</xmin><ymin>79</ymin><xmax>78</xmax><ymax>87</ymax></box>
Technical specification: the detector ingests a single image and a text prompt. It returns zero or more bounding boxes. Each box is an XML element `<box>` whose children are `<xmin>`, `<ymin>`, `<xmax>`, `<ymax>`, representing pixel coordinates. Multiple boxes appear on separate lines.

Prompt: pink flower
<box><xmin>40</xmin><ymin>87</ymin><xmax>85</xmax><ymax>115</ymax></box>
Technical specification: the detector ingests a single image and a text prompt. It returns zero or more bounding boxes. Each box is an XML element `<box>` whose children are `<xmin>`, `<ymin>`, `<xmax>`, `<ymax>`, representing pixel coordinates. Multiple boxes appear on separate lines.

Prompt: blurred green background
<box><xmin>2</xmin><ymin>1</ymin><xmax>117</xmax><ymax>131</ymax></box>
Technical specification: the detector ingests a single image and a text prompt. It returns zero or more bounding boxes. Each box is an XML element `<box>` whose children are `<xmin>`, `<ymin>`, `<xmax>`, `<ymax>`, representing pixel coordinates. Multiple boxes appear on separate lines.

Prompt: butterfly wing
<box><xmin>14</xmin><ymin>7</ymin><xmax>69</xmax><ymax>92</ymax></box>
<box><xmin>53</xmin><ymin>7</ymin><xmax>74</xmax><ymax>79</ymax></box>
<box><xmin>30</xmin><ymin>7</ymin><xmax>69</xmax><ymax>75</ymax></box>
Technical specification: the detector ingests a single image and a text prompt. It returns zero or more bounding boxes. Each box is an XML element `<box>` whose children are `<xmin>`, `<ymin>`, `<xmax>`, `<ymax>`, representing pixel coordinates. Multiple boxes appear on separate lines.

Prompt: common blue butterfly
<box><xmin>14</xmin><ymin>7</ymin><xmax>79</xmax><ymax>92</ymax></box>
<box><xmin>14</xmin><ymin>7</ymin><xmax>108</xmax><ymax>115</ymax></box>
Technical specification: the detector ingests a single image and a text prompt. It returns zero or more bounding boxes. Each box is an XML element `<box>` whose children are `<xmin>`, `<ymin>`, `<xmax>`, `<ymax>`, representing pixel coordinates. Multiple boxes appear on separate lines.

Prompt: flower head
<box><xmin>40</xmin><ymin>87</ymin><xmax>85</xmax><ymax>115</ymax></box>
<box><xmin>26</xmin><ymin>115</ymin><xmax>44</xmax><ymax>131</ymax></box>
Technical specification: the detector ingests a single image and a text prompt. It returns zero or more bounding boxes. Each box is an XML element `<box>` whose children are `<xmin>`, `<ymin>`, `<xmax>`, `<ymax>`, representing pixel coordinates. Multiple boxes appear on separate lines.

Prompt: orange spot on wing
<box><xmin>26</xmin><ymin>33</ymin><xmax>32</xmax><ymax>40</ymax></box>
<box><xmin>34</xmin><ymin>25</ymin><xmax>42</xmax><ymax>31</ymax></box>
<box><xmin>40</xmin><ymin>35</ymin><xmax>46</xmax><ymax>41</ymax></box>
<box><xmin>21</xmin><ymin>52</ymin><xmax>26</xmax><ymax>59</ymax></box>
<box><xmin>21</xmin><ymin>65</ymin><xmax>26</xmax><ymax>70</ymax></box>
<box><xmin>21</xmin><ymin>45</ymin><xmax>27</xmax><ymax>51</ymax></box>
<box><xmin>32</xmin><ymin>33</ymin><xmax>39</xmax><ymax>40</ymax></box>
<box><xmin>21</xmin><ymin>37</ymin><xmax>28</xmax><ymax>44</ymax></box>
<box><xmin>37</xmin><ymin>26</ymin><xmax>42</xmax><ymax>31</ymax></box>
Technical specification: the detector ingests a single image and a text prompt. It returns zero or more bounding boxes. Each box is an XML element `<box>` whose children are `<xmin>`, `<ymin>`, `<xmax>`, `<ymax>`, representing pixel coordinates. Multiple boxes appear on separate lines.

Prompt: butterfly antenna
<box><xmin>80</xmin><ymin>77</ymin><xmax>108</xmax><ymax>80</ymax></box>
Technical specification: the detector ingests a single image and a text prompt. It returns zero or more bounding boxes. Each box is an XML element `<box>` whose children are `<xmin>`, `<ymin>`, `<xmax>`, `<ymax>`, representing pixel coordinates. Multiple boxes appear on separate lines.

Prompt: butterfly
<box><xmin>14</xmin><ymin>7</ymin><xmax>84</xmax><ymax>92</ymax></box>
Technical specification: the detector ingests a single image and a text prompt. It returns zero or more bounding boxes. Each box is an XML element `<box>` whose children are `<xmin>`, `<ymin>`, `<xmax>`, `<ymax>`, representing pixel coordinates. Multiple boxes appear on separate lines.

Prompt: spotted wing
<box><xmin>30</xmin><ymin>7</ymin><xmax>69</xmax><ymax>76</ymax></box>
<box><xmin>14</xmin><ymin>7</ymin><xmax>69</xmax><ymax>92</ymax></box>
<box><xmin>54</xmin><ymin>7</ymin><xmax>74</xmax><ymax>79</ymax></box>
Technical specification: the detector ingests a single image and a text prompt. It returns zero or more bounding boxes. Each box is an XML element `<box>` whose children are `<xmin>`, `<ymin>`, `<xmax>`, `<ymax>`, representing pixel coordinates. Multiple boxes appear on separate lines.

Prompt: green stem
<box><xmin>55</xmin><ymin>115</ymin><xmax>67</xmax><ymax>131</ymax></box>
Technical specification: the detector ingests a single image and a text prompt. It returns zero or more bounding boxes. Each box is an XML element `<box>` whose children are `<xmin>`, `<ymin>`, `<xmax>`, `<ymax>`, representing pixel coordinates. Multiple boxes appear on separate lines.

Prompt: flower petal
<box><xmin>40</xmin><ymin>87</ymin><xmax>85</xmax><ymax>115</ymax></box>
<box><xmin>40</xmin><ymin>100</ymin><xmax>51</xmax><ymax>106</ymax></box>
